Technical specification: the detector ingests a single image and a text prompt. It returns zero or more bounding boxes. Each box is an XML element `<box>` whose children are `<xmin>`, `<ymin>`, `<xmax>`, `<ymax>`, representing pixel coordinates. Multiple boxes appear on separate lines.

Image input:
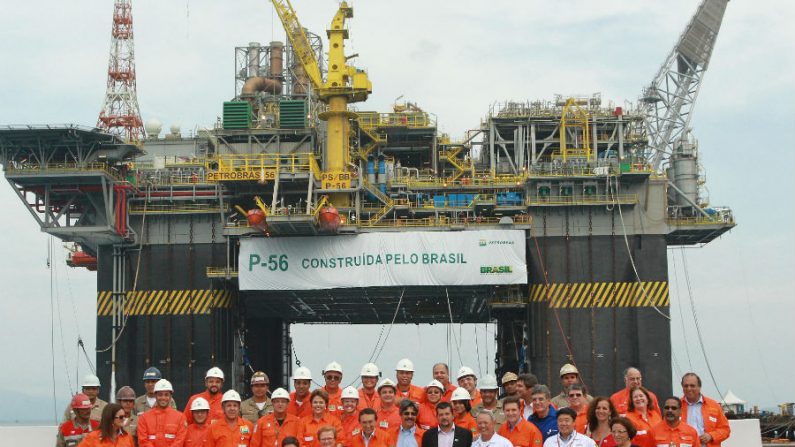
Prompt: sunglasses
<box><xmin>326</xmin><ymin>376</ymin><xmax>342</xmax><ymax>381</ymax></box>
<box><xmin>663</xmin><ymin>406</ymin><xmax>680</xmax><ymax>410</ymax></box>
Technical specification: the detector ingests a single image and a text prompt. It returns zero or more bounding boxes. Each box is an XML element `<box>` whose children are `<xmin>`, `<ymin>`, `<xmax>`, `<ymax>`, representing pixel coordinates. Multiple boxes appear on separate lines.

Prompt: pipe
<box><xmin>241</xmin><ymin>76</ymin><xmax>282</xmax><ymax>95</ymax></box>
<box><xmin>666</xmin><ymin>180</ymin><xmax>711</xmax><ymax>218</ymax></box>
<box><xmin>242</xmin><ymin>41</ymin><xmax>284</xmax><ymax>96</ymax></box>
<box><xmin>270</xmin><ymin>41</ymin><xmax>283</xmax><ymax>91</ymax></box>
<box><xmin>248</xmin><ymin>42</ymin><xmax>261</xmax><ymax>78</ymax></box>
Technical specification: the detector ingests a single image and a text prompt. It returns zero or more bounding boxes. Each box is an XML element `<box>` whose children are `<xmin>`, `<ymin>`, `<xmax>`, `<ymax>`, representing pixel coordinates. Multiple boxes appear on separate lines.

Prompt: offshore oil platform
<box><xmin>0</xmin><ymin>0</ymin><xmax>734</xmax><ymax>404</ymax></box>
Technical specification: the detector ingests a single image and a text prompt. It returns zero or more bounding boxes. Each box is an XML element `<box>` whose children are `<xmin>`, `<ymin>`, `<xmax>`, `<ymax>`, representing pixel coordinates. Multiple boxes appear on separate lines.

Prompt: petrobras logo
<box><xmin>478</xmin><ymin>239</ymin><xmax>515</xmax><ymax>247</ymax></box>
<box><xmin>480</xmin><ymin>265</ymin><xmax>514</xmax><ymax>274</ymax></box>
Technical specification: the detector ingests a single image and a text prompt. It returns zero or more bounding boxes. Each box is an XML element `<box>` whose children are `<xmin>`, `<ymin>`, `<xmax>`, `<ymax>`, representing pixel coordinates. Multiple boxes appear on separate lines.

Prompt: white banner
<box><xmin>239</xmin><ymin>230</ymin><xmax>527</xmax><ymax>290</ymax></box>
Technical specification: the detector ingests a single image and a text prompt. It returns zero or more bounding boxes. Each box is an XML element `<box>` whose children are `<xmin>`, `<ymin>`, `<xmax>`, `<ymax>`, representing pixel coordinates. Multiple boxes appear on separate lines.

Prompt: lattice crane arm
<box><xmin>640</xmin><ymin>0</ymin><xmax>728</xmax><ymax>170</ymax></box>
<box><xmin>270</xmin><ymin>0</ymin><xmax>324</xmax><ymax>91</ymax></box>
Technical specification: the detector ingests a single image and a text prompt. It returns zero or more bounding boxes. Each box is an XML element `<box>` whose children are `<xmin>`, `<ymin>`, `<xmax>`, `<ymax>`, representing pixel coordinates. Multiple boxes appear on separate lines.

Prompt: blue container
<box><xmin>367</xmin><ymin>159</ymin><xmax>375</xmax><ymax>174</ymax></box>
<box><xmin>434</xmin><ymin>195</ymin><xmax>446</xmax><ymax>207</ymax></box>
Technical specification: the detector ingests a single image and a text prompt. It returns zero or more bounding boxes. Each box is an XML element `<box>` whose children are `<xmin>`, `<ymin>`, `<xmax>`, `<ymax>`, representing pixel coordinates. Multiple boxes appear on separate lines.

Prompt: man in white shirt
<box><xmin>542</xmin><ymin>408</ymin><xmax>595</xmax><ymax>447</ymax></box>
<box><xmin>472</xmin><ymin>410</ymin><xmax>512</xmax><ymax>447</ymax></box>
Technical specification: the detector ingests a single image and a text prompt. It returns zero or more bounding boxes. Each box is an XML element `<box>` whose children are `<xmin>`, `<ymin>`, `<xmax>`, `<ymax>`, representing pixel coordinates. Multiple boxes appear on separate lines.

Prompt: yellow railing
<box><xmin>308</xmin><ymin>156</ymin><xmax>322</xmax><ymax>179</ymax></box>
<box><xmin>668</xmin><ymin>214</ymin><xmax>734</xmax><ymax>226</ymax></box>
<box><xmin>129</xmin><ymin>203</ymin><xmax>226</xmax><ymax>214</ymax></box>
<box><xmin>206</xmin><ymin>267</ymin><xmax>238</xmax><ymax>278</ymax></box>
<box><xmin>207</xmin><ymin>153</ymin><xmax>317</xmax><ymax>173</ymax></box>
<box><xmin>527</xmin><ymin>194</ymin><xmax>637</xmax><ymax>206</ymax></box>
<box><xmin>357</xmin><ymin>112</ymin><xmax>432</xmax><ymax>129</ymax></box>
<box><xmin>5</xmin><ymin>163</ymin><xmax>123</xmax><ymax>180</ymax></box>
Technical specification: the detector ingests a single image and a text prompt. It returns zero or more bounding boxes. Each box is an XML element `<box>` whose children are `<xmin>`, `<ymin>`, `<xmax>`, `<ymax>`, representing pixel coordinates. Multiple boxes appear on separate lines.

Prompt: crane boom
<box><xmin>641</xmin><ymin>0</ymin><xmax>728</xmax><ymax>170</ymax></box>
<box><xmin>270</xmin><ymin>0</ymin><xmax>323</xmax><ymax>90</ymax></box>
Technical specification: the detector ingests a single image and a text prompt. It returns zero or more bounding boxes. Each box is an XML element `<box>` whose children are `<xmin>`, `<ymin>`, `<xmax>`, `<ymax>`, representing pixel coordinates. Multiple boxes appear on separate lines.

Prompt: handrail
<box><xmin>357</xmin><ymin>112</ymin><xmax>433</xmax><ymax>129</ymax></box>
<box><xmin>5</xmin><ymin>163</ymin><xmax>123</xmax><ymax>180</ymax></box>
<box><xmin>527</xmin><ymin>194</ymin><xmax>638</xmax><ymax>206</ymax></box>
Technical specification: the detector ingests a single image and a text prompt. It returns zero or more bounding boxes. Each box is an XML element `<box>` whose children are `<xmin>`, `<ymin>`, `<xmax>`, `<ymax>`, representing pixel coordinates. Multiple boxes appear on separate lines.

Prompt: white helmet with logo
<box><xmin>395</xmin><ymin>358</ymin><xmax>414</xmax><ymax>372</ymax></box>
<box><xmin>341</xmin><ymin>386</ymin><xmax>359</xmax><ymax>400</ymax></box>
<box><xmin>457</xmin><ymin>366</ymin><xmax>477</xmax><ymax>380</ymax></box>
<box><xmin>360</xmin><ymin>363</ymin><xmax>380</xmax><ymax>377</ymax></box>
<box><xmin>153</xmin><ymin>379</ymin><xmax>174</xmax><ymax>393</ymax></box>
<box><xmin>191</xmin><ymin>397</ymin><xmax>210</xmax><ymax>411</ymax></box>
<box><xmin>377</xmin><ymin>378</ymin><xmax>397</xmax><ymax>391</ymax></box>
<box><xmin>271</xmin><ymin>388</ymin><xmax>290</xmax><ymax>401</ymax></box>
<box><xmin>293</xmin><ymin>367</ymin><xmax>312</xmax><ymax>381</ymax></box>
<box><xmin>206</xmin><ymin>367</ymin><xmax>225</xmax><ymax>380</ymax></box>
<box><xmin>451</xmin><ymin>387</ymin><xmax>471</xmax><ymax>401</ymax></box>
<box><xmin>324</xmin><ymin>361</ymin><xmax>343</xmax><ymax>375</ymax></box>
<box><xmin>426</xmin><ymin>380</ymin><xmax>445</xmax><ymax>392</ymax></box>
<box><xmin>82</xmin><ymin>374</ymin><xmax>101</xmax><ymax>387</ymax></box>
<box><xmin>222</xmin><ymin>390</ymin><xmax>241</xmax><ymax>403</ymax></box>
<box><xmin>478</xmin><ymin>374</ymin><xmax>499</xmax><ymax>390</ymax></box>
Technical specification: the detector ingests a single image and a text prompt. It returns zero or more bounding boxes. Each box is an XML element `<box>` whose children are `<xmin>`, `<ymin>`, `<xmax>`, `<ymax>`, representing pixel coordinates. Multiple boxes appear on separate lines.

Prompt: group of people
<box><xmin>58</xmin><ymin>359</ymin><xmax>731</xmax><ymax>447</ymax></box>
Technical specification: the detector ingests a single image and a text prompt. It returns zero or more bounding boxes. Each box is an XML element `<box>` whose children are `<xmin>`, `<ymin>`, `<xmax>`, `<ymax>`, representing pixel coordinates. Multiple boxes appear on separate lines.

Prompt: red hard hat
<box><xmin>71</xmin><ymin>393</ymin><xmax>93</xmax><ymax>410</ymax></box>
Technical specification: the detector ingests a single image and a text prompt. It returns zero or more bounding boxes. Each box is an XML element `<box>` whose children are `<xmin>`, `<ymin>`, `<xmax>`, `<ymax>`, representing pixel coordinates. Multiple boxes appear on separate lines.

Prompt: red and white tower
<box><xmin>97</xmin><ymin>0</ymin><xmax>146</xmax><ymax>141</ymax></box>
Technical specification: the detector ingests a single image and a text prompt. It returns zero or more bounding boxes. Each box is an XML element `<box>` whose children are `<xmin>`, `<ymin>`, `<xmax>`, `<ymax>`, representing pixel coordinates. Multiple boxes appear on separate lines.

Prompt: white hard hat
<box><xmin>271</xmin><ymin>388</ymin><xmax>290</xmax><ymax>401</ymax></box>
<box><xmin>426</xmin><ymin>380</ymin><xmax>445</xmax><ymax>391</ymax></box>
<box><xmin>377</xmin><ymin>378</ymin><xmax>397</xmax><ymax>391</ymax></box>
<box><xmin>293</xmin><ymin>366</ymin><xmax>312</xmax><ymax>381</ymax></box>
<box><xmin>451</xmin><ymin>387</ymin><xmax>471</xmax><ymax>401</ymax></box>
<box><xmin>206</xmin><ymin>367</ymin><xmax>225</xmax><ymax>380</ymax></box>
<box><xmin>478</xmin><ymin>374</ymin><xmax>499</xmax><ymax>390</ymax></box>
<box><xmin>191</xmin><ymin>397</ymin><xmax>210</xmax><ymax>411</ymax></box>
<box><xmin>395</xmin><ymin>358</ymin><xmax>414</xmax><ymax>372</ymax></box>
<box><xmin>82</xmin><ymin>374</ymin><xmax>101</xmax><ymax>387</ymax></box>
<box><xmin>457</xmin><ymin>366</ymin><xmax>477</xmax><ymax>380</ymax></box>
<box><xmin>154</xmin><ymin>379</ymin><xmax>174</xmax><ymax>393</ymax></box>
<box><xmin>360</xmin><ymin>363</ymin><xmax>380</xmax><ymax>377</ymax></box>
<box><xmin>222</xmin><ymin>389</ymin><xmax>242</xmax><ymax>403</ymax></box>
<box><xmin>324</xmin><ymin>361</ymin><xmax>343</xmax><ymax>375</ymax></box>
<box><xmin>559</xmin><ymin>363</ymin><xmax>580</xmax><ymax>377</ymax></box>
<box><xmin>341</xmin><ymin>386</ymin><xmax>359</xmax><ymax>400</ymax></box>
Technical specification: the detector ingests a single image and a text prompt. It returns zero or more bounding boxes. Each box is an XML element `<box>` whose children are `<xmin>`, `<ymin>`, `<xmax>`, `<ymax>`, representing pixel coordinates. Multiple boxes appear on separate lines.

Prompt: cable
<box><xmin>365</xmin><ymin>325</ymin><xmax>386</xmax><ymax>364</ymax></box>
<box><xmin>671</xmin><ymin>252</ymin><xmax>694</xmax><ymax>370</ymax></box>
<box><xmin>445</xmin><ymin>288</ymin><xmax>464</xmax><ymax>366</ymax></box>
<box><xmin>97</xmin><ymin>184</ymin><xmax>149</xmax><ymax>353</ymax></box>
<box><xmin>529</xmin><ymin>233</ymin><xmax>576</xmax><ymax>362</ymax></box>
<box><xmin>679</xmin><ymin>248</ymin><xmax>724</xmax><ymax>401</ymax></box>
<box><xmin>48</xmin><ymin>237</ymin><xmax>58</xmax><ymax>424</ymax></box>
<box><xmin>52</xmin><ymin>252</ymin><xmax>74</xmax><ymax>395</ymax></box>
<box><xmin>736</xmin><ymin>246</ymin><xmax>777</xmax><ymax>403</ymax></box>
<box><xmin>612</xmin><ymin>175</ymin><xmax>670</xmax><ymax>320</ymax></box>
<box><xmin>474</xmin><ymin>324</ymin><xmax>482</xmax><ymax>377</ymax></box>
<box><xmin>78</xmin><ymin>338</ymin><xmax>96</xmax><ymax>374</ymax></box>
<box><xmin>372</xmin><ymin>288</ymin><xmax>405</xmax><ymax>363</ymax></box>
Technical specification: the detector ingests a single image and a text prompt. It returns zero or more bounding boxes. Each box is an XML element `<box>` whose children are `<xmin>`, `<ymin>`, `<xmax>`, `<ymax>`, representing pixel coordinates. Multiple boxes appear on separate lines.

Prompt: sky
<box><xmin>1</xmin><ymin>0</ymin><xmax>794</xmax><ymax>423</ymax></box>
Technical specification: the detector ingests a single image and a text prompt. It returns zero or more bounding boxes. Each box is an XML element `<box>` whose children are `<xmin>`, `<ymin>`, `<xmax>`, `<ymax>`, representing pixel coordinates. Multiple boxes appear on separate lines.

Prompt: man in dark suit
<box><xmin>421</xmin><ymin>401</ymin><xmax>473</xmax><ymax>447</ymax></box>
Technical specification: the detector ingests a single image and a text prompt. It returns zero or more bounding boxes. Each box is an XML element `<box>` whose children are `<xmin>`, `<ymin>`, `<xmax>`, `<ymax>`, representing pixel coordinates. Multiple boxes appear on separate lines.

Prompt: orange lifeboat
<box><xmin>67</xmin><ymin>251</ymin><xmax>98</xmax><ymax>271</ymax></box>
<box><xmin>247</xmin><ymin>209</ymin><xmax>268</xmax><ymax>233</ymax></box>
<box><xmin>317</xmin><ymin>205</ymin><xmax>341</xmax><ymax>232</ymax></box>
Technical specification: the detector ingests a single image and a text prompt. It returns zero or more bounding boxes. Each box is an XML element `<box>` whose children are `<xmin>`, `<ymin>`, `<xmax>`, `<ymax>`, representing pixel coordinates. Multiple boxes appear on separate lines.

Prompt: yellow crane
<box><xmin>270</xmin><ymin>0</ymin><xmax>372</xmax><ymax>206</ymax></box>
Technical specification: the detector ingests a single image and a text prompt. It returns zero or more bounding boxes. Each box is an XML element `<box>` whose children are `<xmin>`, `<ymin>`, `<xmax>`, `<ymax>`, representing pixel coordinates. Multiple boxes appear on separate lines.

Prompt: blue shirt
<box><xmin>528</xmin><ymin>404</ymin><xmax>558</xmax><ymax>440</ymax></box>
<box><xmin>397</xmin><ymin>425</ymin><xmax>418</xmax><ymax>447</ymax></box>
<box><xmin>686</xmin><ymin>395</ymin><xmax>706</xmax><ymax>446</ymax></box>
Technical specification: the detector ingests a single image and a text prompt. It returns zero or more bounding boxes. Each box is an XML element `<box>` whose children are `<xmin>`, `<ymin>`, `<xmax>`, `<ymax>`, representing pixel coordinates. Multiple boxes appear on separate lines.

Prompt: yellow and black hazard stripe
<box><xmin>96</xmin><ymin>289</ymin><xmax>233</xmax><ymax>316</ymax></box>
<box><xmin>529</xmin><ymin>281</ymin><xmax>668</xmax><ymax>308</ymax></box>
